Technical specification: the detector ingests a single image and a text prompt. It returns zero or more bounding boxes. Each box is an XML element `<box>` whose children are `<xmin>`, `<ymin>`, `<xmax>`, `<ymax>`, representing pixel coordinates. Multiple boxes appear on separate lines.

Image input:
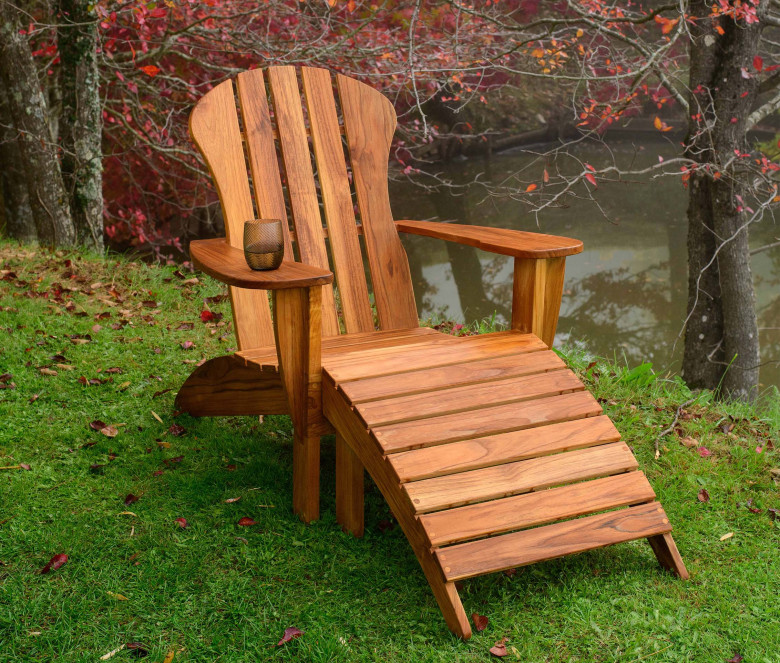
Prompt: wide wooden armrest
<box><xmin>395</xmin><ymin>220</ymin><xmax>583</xmax><ymax>259</ymax></box>
<box><xmin>190</xmin><ymin>238</ymin><xmax>333</xmax><ymax>289</ymax></box>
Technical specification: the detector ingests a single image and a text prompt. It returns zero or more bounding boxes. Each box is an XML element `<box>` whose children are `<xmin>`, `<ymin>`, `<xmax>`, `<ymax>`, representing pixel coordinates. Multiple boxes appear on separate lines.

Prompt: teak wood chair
<box><xmin>176</xmin><ymin>66</ymin><xmax>688</xmax><ymax>639</ymax></box>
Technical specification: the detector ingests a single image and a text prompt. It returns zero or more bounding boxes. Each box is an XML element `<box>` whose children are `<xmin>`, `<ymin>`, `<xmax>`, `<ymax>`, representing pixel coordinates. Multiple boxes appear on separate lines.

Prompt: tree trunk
<box><xmin>0</xmin><ymin>91</ymin><xmax>36</xmax><ymax>242</ymax></box>
<box><xmin>0</xmin><ymin>2</ymin><xmax>75</xmax><ymax>246</ymax></box>
<box><xmin>682</xmin><ymin>0</ymin><xmax>764</xmax><ymax>400</ymax></box>
<box><xmin>58</xmin><ymin>0</ymin><xmax>104</xmax><ymax>250</ymax></box>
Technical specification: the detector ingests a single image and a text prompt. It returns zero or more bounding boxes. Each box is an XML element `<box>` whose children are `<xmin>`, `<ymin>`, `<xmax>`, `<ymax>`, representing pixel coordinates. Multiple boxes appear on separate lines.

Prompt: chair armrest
<box><xmin>395</xmin><ymin>220</ymin><xmax>582</xmax><ymax>259</ymax></box>
<box><xmin>190</xmin><ymin>238</ymin><xmax>333</xmax><ymax>289</ymax></box>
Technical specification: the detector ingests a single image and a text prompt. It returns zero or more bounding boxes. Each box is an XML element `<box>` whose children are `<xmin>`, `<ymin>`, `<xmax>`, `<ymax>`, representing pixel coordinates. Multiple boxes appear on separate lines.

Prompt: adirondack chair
<box><xmin>176</xmin><ymin>66</ymin><xmax>688</xmax><ymax>639</ymax></box>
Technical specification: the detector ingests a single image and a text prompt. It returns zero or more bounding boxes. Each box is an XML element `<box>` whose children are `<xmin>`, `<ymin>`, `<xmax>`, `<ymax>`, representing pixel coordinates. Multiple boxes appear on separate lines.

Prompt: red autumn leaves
<box><xmin>40</xmin><ymin>553</ymin><xmax>68</xmax><ymax>574</ymax></box>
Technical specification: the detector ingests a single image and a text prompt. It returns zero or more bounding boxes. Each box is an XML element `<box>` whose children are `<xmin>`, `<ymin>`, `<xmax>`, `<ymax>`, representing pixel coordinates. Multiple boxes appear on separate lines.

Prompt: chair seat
<box><xmin>320</xmin><ymin>330</ymin><xmax>675</xmax><ymax>592</ymax></box>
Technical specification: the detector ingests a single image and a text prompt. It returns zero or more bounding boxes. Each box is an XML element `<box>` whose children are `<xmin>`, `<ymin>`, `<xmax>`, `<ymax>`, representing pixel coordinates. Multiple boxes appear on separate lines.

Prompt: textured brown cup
<box><xmin>243</xmin><ymin>219</ymin><xmax>284</xmax><ymax>270</ymax></box>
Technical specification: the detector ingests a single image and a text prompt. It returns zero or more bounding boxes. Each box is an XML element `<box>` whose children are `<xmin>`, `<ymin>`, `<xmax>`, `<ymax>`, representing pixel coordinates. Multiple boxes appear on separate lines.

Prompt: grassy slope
<box><xmin>0</xmin><ymin>240</ymin><xmax>778</xmax><ymax>663</ymax></box>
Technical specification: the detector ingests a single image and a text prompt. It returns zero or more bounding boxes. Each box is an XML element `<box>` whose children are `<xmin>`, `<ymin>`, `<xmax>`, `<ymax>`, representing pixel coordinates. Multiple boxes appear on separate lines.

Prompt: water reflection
<box><xmin>391</xmin><ymin>138</ymin><xmax>780</xmax><ymax>389</ymax></box>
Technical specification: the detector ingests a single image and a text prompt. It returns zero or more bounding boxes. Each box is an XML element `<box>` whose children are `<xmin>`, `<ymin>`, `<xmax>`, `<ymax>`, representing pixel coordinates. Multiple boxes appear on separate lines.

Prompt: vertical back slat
<box><xmin>189</xmin><ymin>79</ymin><xmax>274</xmax><ymax>349</ymax></box>
<box><xmin>301</xmin><ymin>67</ymin><xmax>374</xmax><ymax>334</ymax></box>
<box><xmin>236</xmin><ymin>69</ymin><xmax>294</xmax><ymax>258</ymax></box>
<box><xmin>336</xmin><ymin>74</ymin><xmax>418</xmax><ymax>330</ymax></box>
<box><xmin>267</xmin><ymin>66</ymin><xmax>340</xmax><ymax>337</ymax></box>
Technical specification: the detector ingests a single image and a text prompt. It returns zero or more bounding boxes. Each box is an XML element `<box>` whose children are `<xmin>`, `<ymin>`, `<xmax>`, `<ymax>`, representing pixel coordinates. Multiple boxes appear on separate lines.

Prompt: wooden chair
<box><xmin>176</xmin><ymin>66</ymin><xmax>688</xmax><ymax>639</ymax></box>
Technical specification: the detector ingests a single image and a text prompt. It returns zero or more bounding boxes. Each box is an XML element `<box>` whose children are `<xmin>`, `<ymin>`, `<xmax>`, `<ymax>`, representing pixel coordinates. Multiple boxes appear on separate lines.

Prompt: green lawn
<box><xmin>1</xmin><ymin>240</ymin><xmax>778</xmax><ymax>662</ymax></box>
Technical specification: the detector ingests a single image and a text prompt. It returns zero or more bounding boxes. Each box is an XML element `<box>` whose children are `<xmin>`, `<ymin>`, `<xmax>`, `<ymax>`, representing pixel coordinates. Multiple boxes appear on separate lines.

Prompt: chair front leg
<box><xmin>273</xmin><ymin>286</ymin><xmax>324</xmax><ymax>523</ymax></box>
<box><xmin>511</xmin><ymin>256</ymin><xmax>567</xmax><ymax>348</ymax></box>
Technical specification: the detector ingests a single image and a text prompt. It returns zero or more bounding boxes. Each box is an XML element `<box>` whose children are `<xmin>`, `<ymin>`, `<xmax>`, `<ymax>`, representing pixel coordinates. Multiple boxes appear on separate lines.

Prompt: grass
<box><xmin>1</xmin><ymin>239</ymin><xmax>778</xmax><ymax>663</ymax></box>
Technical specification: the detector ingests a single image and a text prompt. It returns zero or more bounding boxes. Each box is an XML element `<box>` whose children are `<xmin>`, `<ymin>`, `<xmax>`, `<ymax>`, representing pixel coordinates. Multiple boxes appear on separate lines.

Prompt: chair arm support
<box><xmin>511</xmin><ymin>257</ymin><xmax>567</xmax><ymax>348</ymax></box>
<box><xmin>395</xmin><ymin>220</ymin><xmax>582</xmax><ymax>259</ymax></box>
<box><xmin>190</xmin><ymin>238</ymin><xmax>333</xmax><ymax>289</ymax></box>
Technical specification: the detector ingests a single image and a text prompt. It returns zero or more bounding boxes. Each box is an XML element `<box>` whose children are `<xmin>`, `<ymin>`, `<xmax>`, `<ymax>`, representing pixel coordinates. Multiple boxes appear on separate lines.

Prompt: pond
<box><xmin>390</xmin><ymin>136</ymin><xmax>780</xmax><ymax>390</ymax></box>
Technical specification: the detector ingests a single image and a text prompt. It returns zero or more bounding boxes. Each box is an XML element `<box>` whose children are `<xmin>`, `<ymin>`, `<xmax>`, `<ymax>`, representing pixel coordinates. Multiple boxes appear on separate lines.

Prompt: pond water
<box><xmin>390</xmin><ymin>136</ymin><xmax>780</xmax><ymax>390</ymax></box>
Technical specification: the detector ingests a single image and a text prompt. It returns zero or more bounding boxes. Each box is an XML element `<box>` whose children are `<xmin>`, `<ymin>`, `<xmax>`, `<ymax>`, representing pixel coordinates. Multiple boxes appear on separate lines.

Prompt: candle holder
<box><xmin>243</xmin><ymin>219</ymin><xmax>284</xmax><ymax>270</ymax></box>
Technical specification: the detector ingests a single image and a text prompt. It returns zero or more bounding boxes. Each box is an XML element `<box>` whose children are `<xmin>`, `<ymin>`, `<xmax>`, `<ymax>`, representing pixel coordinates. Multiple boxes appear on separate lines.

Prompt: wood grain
<box><xmin>388</xmin><ymin>415</ymin><xmax>620</xmax><ymax>482</ymax></box>
<box><xmin>511</xmin><ymin>257</ymin><xmax>567</xmax><ymax>348</ymax></box>
<box><xmin>335</xmin><ymin>432</ymin><xmax>365</xmax><ymax>536</ymax></box>
<box><xmin>268</xmin><ymin>66</ymin><xmax>340</xmax><ymax>336</ymax></box>
<box><xmin>436</xmin><ymin>502</ymin><xmax>672</xmax><ymax>581</ymax></box>
<box><xmin>236</xmin><ymin>69</ymin><xmax>294</xmax><ymax>259</ymax></box>
<box><xmin>322</xmin><ymin>381</ymin><xmax>472</xmax><ymax>639</ymax></box>
<box><xmin>396</xmin><ymin>220</ymin><xmax>584</xmax><ymax>258</ymax></box>
<box><xmin>326</xmin><ymin>332</ymin><xmax>547</xmax><ymax>382</ymax></box>
<box><xmin>273</xmin><ymin>286</ymin><xmax>324</xmax><ymax>522</ymax></box>
<box><xmin>174</xmin><ymin>354</ymin><xmax>288</xmax><ymax>416</ymax></box>
<box><xmin>302</xmin><ymin>67</ymin><xmax>374</xmax><ymax>334</ymax></box>
<box><xmin>355</xmin><ymin>368</ymin><xmax>584</xmax><ymax>427</ymax></box>
<box><xmin>647</xmin><ymin>532</ymin><xmax>690</xmax><ymax>579</ymax></box>
<box><xmin>190</xmin><ymin>238</ymin><xmax>333</xmax><ymax>289</ymax></box>
<box><xmin>340</xmin><ymin>349</ymin><xmax>565</xmax><ymax>404</ymax></box>
<box><xmin>189</xmin><ymin>79</ymin><xmax>274</xmax><ymax>348</ymax></box>
<box><xmin>421</xmin><ymin>472</ymin><xmax>656</xmax><ymax>546</ymax></box>
<box><xmin>337</xmin><ymin>74</ymin><xmax>419</xmax><ymax>330</ymax></box>
<box><xmin>373</xmin><ymin>390</ymin><xmax>603</xmax><ymax>453</ymax></box>
<box><xmin>404</xmin><ymin>442</ymin><xmax>638</xmax><ymax>513</ymax></box>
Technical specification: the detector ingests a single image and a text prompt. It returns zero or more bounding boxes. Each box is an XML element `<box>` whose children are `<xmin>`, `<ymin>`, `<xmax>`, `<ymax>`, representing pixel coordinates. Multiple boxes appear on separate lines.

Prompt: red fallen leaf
<box><xmin>152</xmin><ymin>389</ymin><xmax>172</xmax><ymax>399</ymax></box>
<box><xmin>105</xmin><ymin>367</ymin><xmax>122</xmax><ymax>374</ymax></box>
<box><xmin>503</xmin><ymin>568</ymin><xmax>517</xmax><ymax>578</ymax></box>
<box><xmin>744</xmin><ymin>499</ymin><xmax>761</xmax><ymax>514</ymax></box>
<box><xmin>237</xmin><ymin>517</ymin><xmax>257</xmax><ymax>526</ymax></box>
<box><xmin>225</xmin><ymin>463</ymin><xmax>237</xmax><ymax>471</ymax></box>
<box><xmin>124</xmin><ymin>493</ymin><xmax>139</xmax><ymax>506</ymax></box>
<box><xmin>200</xmin><ymin>310</ymin><xmax>215</xmax><ymax>322</ymax></box>
<box><xmin>174</xmin><ymin>517</ymin><xmax>188</xmax><ymax>528</ymax></box>
<box><xmin>176</xmin><ymin>322</ymin><xmax>194</xmax><ymax>331</ymax></box>
<box><xmin>40</xmin><ymin>553</ymin><xmax>68</xmax><ymax>574</ymax></box>
<box><xmin>141</xmin><ymin>300</ymin><xmax>158</xmax><ymax>308</ymax></box>
<box><xmin>168</xmin><ymin>423</ymin><xmax>186</xmax><ymax>437</ymax></box>
<box><xmin>471</xmin><ymin>613</ymin><xmax>489</xmax><ymax>632</ymax></box>
<box><xmin>152</xmin><ymin>469</ymin><xmax>165</xmax><ymax>476</ymax></box>
<box><xmin>377</xmin><ymin>518</ymin><xmax>395</xmax><ymax>533</ymax></box>
<box><xmin>89</xmin><ymin>419</ymin><xmax>107</xmax><ymax>431</ymax></box>
<box><xmin>20</xmin><ymin>463</ymin><xmax>31</xmax><ymax>471</ymax></box>
<box><xmin>697</xmin><ymin>446</ymin><xmax>713</xmax><ymax>458</ymax></box>
<box><xmin>126</xmin><ymin>641</ymin><xmax>149</xmax><ymax>657</ymax></box>
<box><xmin>180</xmin><ymin>340</ymin><xmax>194</xmax><ymax>350</ymax></box>
<box><xmin>697</xmin><ymin>488</ymin><xmax>710</xmax><ymax>502</ymax></box>
<box><xmin>0</xmin><ymin>373</ymin><xmax>12</xmax><ymax>382</ymax></box>
<box><xmin>204</xmin><ymin>294</ymin><xmax>228</xmax><ymax>304</ymax></box>
<box><xmin>277</xmin><ymin>627</ymin><xmax>304</xmax><ymax>646</ymax></box>
<box><xmin>726</xmin><ymin>655</ymin><xmax>743</xmax><ymax>663</ymax></box>
<box><xmin>139</xmin><ymin>64</ymin><xmax>160</xmax><ymax>77</ymax></box>
<box><xmin>489</xmin><ymin>638</ymin><xmax>508</xmax><ymax>657</ymax></box>
<box><xmin>163</xmin><ymin>455</ymin><xmax>184</xmax><ymax>465</ymax></box>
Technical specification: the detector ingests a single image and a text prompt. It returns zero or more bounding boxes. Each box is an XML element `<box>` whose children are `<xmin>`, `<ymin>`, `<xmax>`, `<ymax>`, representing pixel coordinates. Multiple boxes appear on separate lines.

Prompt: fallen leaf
<box><xmin>99</xmin><ymin>644</ymin><xmax>126</xmax><ymax>660</ymax></box>
<box><xmin>105</xmin><ymin>367</ymin><xmax>123</xmax><ymax>374</ymax></box>
<box><xmin>180</xmin><ymin>340</ymin><xmax>194</xmax><ymax>350</ymax></box>
<box><xmin>101</xmin><ymin>425</ymin><xmax>119</xmax><ymax>438</ymax></box>
<box><xmin>107</xmin><ymin>591</ymin><xmax>129</xmax><ymax>601</ymax></box>
<box><xmin>719</xmin><ymin>421</ymin><xmax>735</xmax><ymax>434</ymax></box>
<box><xmin>471</xmin><ymin>613</ymin><xmax>489</xmax><ymax>632</ymax></box>
<box><xmin>90</xmin><ymin>419</ymin><xmax>107</xmax><ymax>431</ymax></box>
<box><xmin>151</xmin><ymin>411</ymin><xmax>164</xmax><ymax>423</ymax></box>
<box><xmin>697</xmin><ymin>446</ymin><xmax>713</xmax><ymax>458</ymax></box>
<box><xmin>697</xmin><ymin>488</ymin><xmax>710</xmax><ymax>503</ymax></box>
<box><xmin>163</xmin><ymin>455</ymin><xmax>184</xmax><ymax>465</ymax></box>
<box><xmin>503</xmin><ymin>568</ymin><xmax>517</xmax><ymax>578</ymax></box>
<box><xmin>20</xmin><ymin>463</ymin><xmax>31</xmax><ymax>471</ymax></box>
<box><xmin>720</xmin><ymin>532</ymin><xmax>734</xmax><ymax>541</ymax></box>
<box><xmin>168</xmin><ymin>423</ymin><xmax>186</xmax><ymax>437</ymax></box>
<box><xmin>28</xmin><ymin>393</ymin><xmax>40</xmax><ymax>403</ymax></box>
<box><xmin>124</xmin><ymin>493</ymin><xmax>140</xmax><ymax>506</ymax></box>
<box><xmin>176</xmin><ymin>322</ymin><xmax>194</xmax><ymax>331</ymax></box>
<box><xmin>55</xmin><ymin>363</ymin><xmax>75</xmax><ymax>371</ymax></box>
<box><xmin>157</xmin><ymin>441</ymin><xmax>171</xmax><ymax>449</ymax></box>
<box><xmin>118</xmin><ymin>381</ymin><xmax>131</xmax><ymax>391</ymax></box>
<box><xmin>489</xmin><ymin>637</ymin><xmax>508</xmax><ymax>657</ymax></box>
<box><xmin>680</xmin><ymin>436</ymin><xmax>698</xmax><ymax>448</ymax></box>
<box><xmin>726</xmin><ymin>654</ymin><xmax>743</xmax><ymax>663</ymax></box>
<box><xmin>768</xmin><ymin>508</ymin><xmax>779</xmax><ymax>521</ymax></box>
<box><xmin>224</xmin><ymin>496</ymin><xmax>241</xmax><ymax>503</ymax></box>
<box><xmin>277</xmin><ymin>627</ymin><xmax>304</xmax><ymax>646</ymax></box>
<box><xmin>200</xmin><ymin>310</ymin><xmax>215</xmax><ymax>322</ymax></box>
<box><xmin>40</xmin><ymin>553</ymin><xmax>68</xmax><ymax>574</ymax></box>
<box><xmin>174</xmin><ymin>517</ymin><xmax>188</xmax><ymax>528</ymax></box>
<box><xmin>238</xmin><ymin>517</ymin><xmax>257</xmax><ymax>527</ymax></box>
<box><xmin>39</xmin><ymin>367</ymin><xmax>58</xmax><ymax>376</ymax></box>
<box><xmin>118</xmin><ymin>511</ymin><xmax>138</xmax><ymax>517</ymax></box>
<box><xmin>125</xmin><ymin>641</ymin><xmax>149</xmax><ymax>657</ymax></box>
<box><xmin>162</xmin><ymin>651</ymin><xmax>175</xmax><ymax>663</ymax></box>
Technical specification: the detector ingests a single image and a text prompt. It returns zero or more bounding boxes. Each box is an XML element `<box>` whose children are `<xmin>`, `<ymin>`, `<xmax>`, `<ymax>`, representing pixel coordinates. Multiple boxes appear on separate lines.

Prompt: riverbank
<box><xmin>1</xmin><ymin>241</ymin><xmax>778</xmax><ymax>661</ymax></box>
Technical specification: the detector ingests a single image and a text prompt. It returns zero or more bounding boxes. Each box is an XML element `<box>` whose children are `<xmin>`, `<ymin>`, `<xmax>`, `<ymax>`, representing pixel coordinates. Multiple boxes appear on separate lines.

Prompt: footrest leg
<box><xmin>336</xmin><ymin>433</ymin><xmax>364</xmax><ymax>537</ymax></box>
<box><xmin>647</xmin><ymin>532</ymin><xmax>689</xmax><ymax>579</ymax></box>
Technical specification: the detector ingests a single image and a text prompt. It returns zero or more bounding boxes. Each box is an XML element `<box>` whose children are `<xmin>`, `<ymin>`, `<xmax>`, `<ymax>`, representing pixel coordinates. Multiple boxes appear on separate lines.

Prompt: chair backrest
<box><xmin>189</xmin><ymin>66</ymin><xmax>418</xmax><ymax>349</ymax></box>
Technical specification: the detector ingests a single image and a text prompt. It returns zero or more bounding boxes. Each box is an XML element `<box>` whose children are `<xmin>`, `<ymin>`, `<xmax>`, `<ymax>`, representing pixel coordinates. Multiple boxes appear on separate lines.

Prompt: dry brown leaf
<box><xmin>679</xmin><ymin>436</ymin><xmax>698</xmax><ymax>448</ymax></box>
<box><xmin>39</xmin><ymin>368</ymin><xmax>58</xmax><ymax>376</ymax></box>
<box><xmin>151</xmin><ymin>411</ymin><xmax>163</xmax><ymax>424</ymax></box>
<box><xmin>100</xmin><ymin>425</ymin><xmax>119</xmax><ymax>438</ymax></box>
<box><xmin>720</xmin><ymin>532</ymin><xmax>734</xmax><ymax>541</ymax></box>
<box><xmin>99</xmin><ymin>644</ymin><xmax>126</xmax><ymax>660</ymax></box>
